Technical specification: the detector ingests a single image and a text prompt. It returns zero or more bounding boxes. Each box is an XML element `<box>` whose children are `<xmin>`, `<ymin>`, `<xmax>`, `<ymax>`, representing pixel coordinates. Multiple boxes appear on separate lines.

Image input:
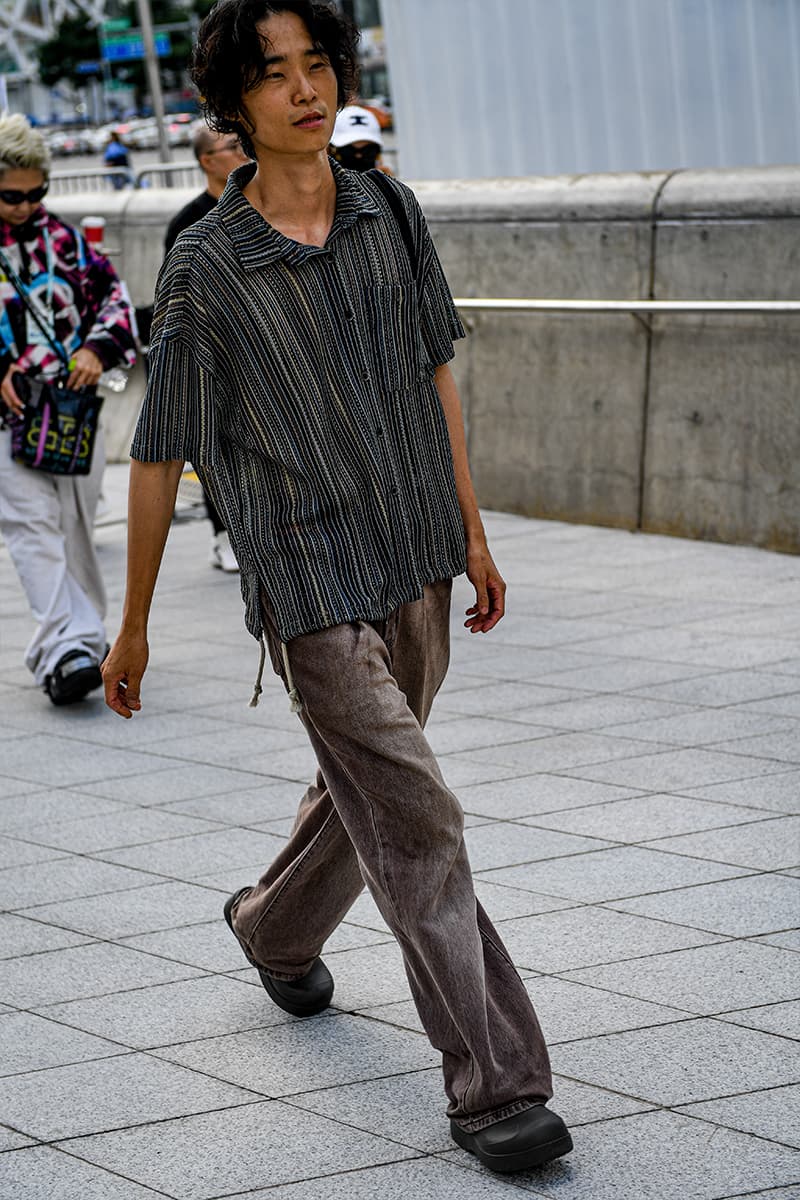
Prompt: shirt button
<box><xmin>362</xmin><ymin>369</ymin><xmax>371</xmax><ymax>382</ymax></box>
<box><xmin>375</xmin><ymin>425</ymin><xmax>383</xmax><ymax>436</ymax></box>
<box><xmin>345</xmin><ymin>309</ymin><xmax>355</xmax><ymax>321</ymax></box>
<box><xmin>390</xmin><ymin>486</ymin><xmax>399</xmax><ymax>495</ymax></box>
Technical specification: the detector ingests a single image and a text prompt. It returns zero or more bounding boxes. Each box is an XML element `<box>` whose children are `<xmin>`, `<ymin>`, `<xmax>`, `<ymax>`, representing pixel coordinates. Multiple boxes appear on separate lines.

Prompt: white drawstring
<box><xmin>281</xmin><ymin>641</ymin><xmax>303</xmax><ymax>713</ymax></box>
<box><xmin>248</xmin><ymin>636</ymin><xmax>266</xmax><ymax>708</ymax></box>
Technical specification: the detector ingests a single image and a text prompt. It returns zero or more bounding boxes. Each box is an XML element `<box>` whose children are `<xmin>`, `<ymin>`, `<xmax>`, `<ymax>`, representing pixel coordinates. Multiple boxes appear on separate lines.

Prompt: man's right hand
<box><xmin>102</xmin><ymin>632</ymin><xmax>149</xmax><ymax>718</ymax></box>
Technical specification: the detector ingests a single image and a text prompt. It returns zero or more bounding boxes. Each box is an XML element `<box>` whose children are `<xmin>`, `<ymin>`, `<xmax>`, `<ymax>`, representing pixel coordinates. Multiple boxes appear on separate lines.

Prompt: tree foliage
<box><xmin>36</xmin><ymin>0</ymin><xmax>213</xmax><ymax>94</ymax></box>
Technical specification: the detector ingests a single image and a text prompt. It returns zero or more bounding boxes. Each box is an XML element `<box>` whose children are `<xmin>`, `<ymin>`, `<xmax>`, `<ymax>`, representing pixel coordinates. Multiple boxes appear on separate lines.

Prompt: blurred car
<box><xmin>361</xmin><ymin>96</ymin><xmax>393</xmax><ymax>131</ymax></box>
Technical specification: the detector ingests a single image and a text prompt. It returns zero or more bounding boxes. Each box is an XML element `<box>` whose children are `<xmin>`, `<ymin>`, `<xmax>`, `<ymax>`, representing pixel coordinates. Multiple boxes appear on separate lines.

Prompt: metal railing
<box><xmin>49</xmin><ymin>168</ymin><xmax>131</xmax><ymax>195</ymax></box>
<box><xmin>49</xmin><ymin>161</ymin><xmax>204</xmax><ymax>195</ymax></box>
<box><xmin>453</xmin><ymin>298</ymin><xmax>800</xmax><ymax>314</ymax></box>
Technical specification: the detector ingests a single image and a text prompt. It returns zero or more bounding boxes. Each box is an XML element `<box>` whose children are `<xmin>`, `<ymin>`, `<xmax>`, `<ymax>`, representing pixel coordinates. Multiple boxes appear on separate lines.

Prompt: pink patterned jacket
<box><xmin>0</xmin><ymin>206</ymin><xmax>136</xmax><ymax>381</ymax></box>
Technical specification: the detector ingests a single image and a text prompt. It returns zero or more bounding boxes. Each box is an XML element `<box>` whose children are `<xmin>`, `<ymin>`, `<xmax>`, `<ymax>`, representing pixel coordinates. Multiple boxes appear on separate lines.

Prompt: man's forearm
<box><xmin>122</xmin><ymin>458</ymin><xmax>184</xmax><ymax>632</ymax></box>
<box><xmin>433</xmin><ymin>362</ymin><xmax>485</xmax><ymax>543</ymax></box>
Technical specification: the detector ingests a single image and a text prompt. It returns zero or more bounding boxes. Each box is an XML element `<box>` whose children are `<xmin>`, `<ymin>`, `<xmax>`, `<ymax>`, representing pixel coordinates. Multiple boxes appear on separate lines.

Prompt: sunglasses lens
<box><xmin>0</xmin><ymin>185</ymin><xmax>48</xmax><ymax>205</ymax></box>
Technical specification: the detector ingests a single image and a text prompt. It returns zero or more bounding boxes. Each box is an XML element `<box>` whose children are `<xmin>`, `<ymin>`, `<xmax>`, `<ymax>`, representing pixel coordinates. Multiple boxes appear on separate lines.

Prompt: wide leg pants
<box><xmin>0</xmin><ymin>425</ymin><xmax>107</xmax><ymax>686</ymax></box>
<box><xmin>231</xmin><ymin>579</ymin><xmax>554</xmax><ymax>1132</ymax></box>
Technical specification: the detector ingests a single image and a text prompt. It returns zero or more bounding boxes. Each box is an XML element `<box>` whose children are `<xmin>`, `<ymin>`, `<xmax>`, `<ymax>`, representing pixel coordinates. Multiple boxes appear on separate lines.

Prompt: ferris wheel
<box><xmin>0</xmin><ymin>0</ymin><xmax>109</xmax><ymax>76</ymax></box>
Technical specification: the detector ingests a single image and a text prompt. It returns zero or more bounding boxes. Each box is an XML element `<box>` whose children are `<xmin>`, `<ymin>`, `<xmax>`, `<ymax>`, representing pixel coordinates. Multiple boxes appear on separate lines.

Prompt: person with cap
<box><xmin>329</xmin><ymin>102</ymin><xmax>392</xmax><ymax>174</ymax></box>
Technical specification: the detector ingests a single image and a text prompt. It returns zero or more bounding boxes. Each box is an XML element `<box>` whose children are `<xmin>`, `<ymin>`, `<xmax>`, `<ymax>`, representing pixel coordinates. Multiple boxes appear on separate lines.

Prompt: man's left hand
<box><xmin>464</xmin><ymin>541</ymin><xmax>506</xmax><ymax>633</ymax></box>
<box><xmin>67</xmin><ymin>347</ymin><xmax>103</xmax><ymax>390</ymax></box>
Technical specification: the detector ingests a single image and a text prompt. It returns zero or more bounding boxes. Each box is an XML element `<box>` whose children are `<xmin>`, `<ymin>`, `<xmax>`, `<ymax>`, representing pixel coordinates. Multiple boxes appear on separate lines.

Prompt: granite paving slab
<box><xmin>562</xmin><ymin>940</ymin><xmax>800</xmax><ymax>1013</ymax></box>
<box><xmin>94</xmin><ymin>827</ymin><xmax>288</xmax><ymax>880</ymax></box>
<box><xmin>522</xmin><ymin>977</ymin><xmax>688</xmax><ymax>1043</ymax></box>
<box><xmin>564</xmin><ymin>747</ymin><xmax>788</xmax><ymax>791</ymax></box>
<box><xmin>644</xmin><ymin>815</ymin><xmax>800</xmax><ymax>870</ymax></box>
<box><xmin>464</xmin><ymin>822</ymin><xmax>615</xmax><ymax>871</ymax></box>
<box><xmin>711</xmin><ymin>730</ymin><xmax>800</xmax><ymax>764</ymax></box>
<box><xmin>424</xmin><ymin>716</ymin><xmax>555</xmax><ymax>756</ymax></box>
<box><xmin>508</xmin><ymin>694</ymin><xmax>690</xmax><ymax>732</ymax></box>
<box><xmin>19</xmin><ymin>879</ymin><xmax>223</xmax><ymax>939</ymax></box>
<box><xmin>0</xmin><ymin>1011</ymin><xmax>124</xmax><ymax>1075</ymax></box>
<box><xmin>0</xmin><ymin>1052</ymin><xmax>255</xmax><ymax>1141</ymax></box>
<box><xmin>1</xmin><ymin>941</ymin><xmax>203</xmax><ymax>1008</ymax></box>
<box><xmin>0</xmin><ymin>912</ymin><xmax>91</xmax><ymax>958</ymax></box>
<box><xmin>36</xmin><ymin>974</ymin><xmax>291</xmax><ymax>1049</ymax></box>
<box><xmin>523</xmin><ymin>791</ymin><xmax>762</xmax><ymax>841</ymax></box>
<box><xmin>549</xmin><ymin>1075</ymin><xmax>654</xmax><ymax>1126</ymax></box>
<box><xmin>535</xmin><ymin>659</ymin><xmax>712</xmax><ymax>694</ymax></box>
<box><xmin>489</xmin><ymin>905</ymin><xmax>722</xmax><ymax>975</ymax></box>
<box><xmin>0</xmin><ymin>856</ymin><xmax>168</xmax><ymax>910</ymax></box>
<box><xmin>434</xmin><ymin>680</ymin><xmax>581</xmax><ymax>719</ymax></box>
<box><xmin>118</xmin><ymin>918</ymin><xmax>253</xmax><ymax>973</ymax></box>
<box><xmin>160</xmin><ymin>783</ymin><xmax>301</xmax><ymax>825</ymax></box>
<box><xmin>735</xmin><ymin>692</ymin><xmax>800</xmax><ymax>719</ymax></box>
<box><xmin>553</xmin><ymin>1018</ymin><xmax>800</xmax><ymax>1105</ymax></box>
<box><xmin>716</xmin><ymin>1000</ymin><xmax>800</xmax><ymax>1040</ymax></box>
<box><xmin>0</xmin><ymin>735</ymin><xmax>176</xmax><ymax>790</ymax></box>
<box><xmin>676</xmin><ymin>1084</ymin><xmax>800</xmax><ymax>1149</ymax></box>
<box><xmin>598</xmin><ymin>708</ymin><xmax>796</xmax><ymax>747</ymax></box>
<box><xmin>441</xmin><ymin>1109</ymin><xmax>800</xmax><ymax>1199</ymax></box>
<box><xmin>13</xmin><ymin>807</ymin><xmax>219</xmax><ymax>854</ymax></box>
<box><xmin>473</xmin><ymin>878</ymin><xmax>577</xmax><ymax>921</ymax></box>
<box><xmin>156</xmin><ymin>1012</ymin><xmax>437</xmax><ymax>1096</ymax></box>
<box><xmin>56</xmin><ymin>1100</ymin><xmax>420</xmax><ymax>1199</ymax></box>
<box><xmin>456</xmin><ymin>775</ymin><xmax>642</xmax><ymax>821</ymax></box>
<box><xmin>684</xmin><ymin>770</ymin><xmax>800</xmax><ymax>814</ymax></box>
<box><xmin>223</xmin><ymin>1157</ymin><xmax>545</xmax><ymax>1200</ymax></box>
<box><xmin>79</xmin><ymin>762</ymin><xmax>273</xmax><ymax>805</ymax></box>
<box><xmin>0</xmin><ymin>790</ymin><xmax>128</xmax><ymax>832</ymax></box>
<box><xmin>630</xmin><ymin>669</ymin><xmax>800</xmax><ymax>708</ymax></box>
<box><xmin>455</xmin><ymin>732</ymin><xmax>673</xmax><ymax>774</ymax></box>
<box><xmin>480</xmin><ymin>844</ymin><xmax>749</xmax><ymax>903</ymax></box>
<box><xmin>290</xmin><ymin>1067</ymin><xmax>450</xmax><ymax>1153</ymax></box>
<box><xmin>0</xmin><ymin>1125</ymin><xmax>35</xmax><ymax>1152</ymax></box>
<box><xmin>0</xmin><ymin>835</ymin><xmax>68</xmax><ymax>869</ymax></box>
<box><xmin>757</xmin><ymin>930</ymin><xmax>800</xmax><ymax>951</ymax></box>
<box><xmin>607</xmin><ymin>872</ymin><xmax>800</xmax><ymax>937</ymax></box>
<box><xmin>0</xmin><ymin>1145</ymin><xmax>169</xmax><ymax>1200</ymax></box>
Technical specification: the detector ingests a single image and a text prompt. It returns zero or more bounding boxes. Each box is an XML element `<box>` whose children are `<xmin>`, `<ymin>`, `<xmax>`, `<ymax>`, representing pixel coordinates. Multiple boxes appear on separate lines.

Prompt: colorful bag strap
<box><xmin>0</xmin><ymin>242</ymin><xmax>70</xmax><ymax>370</ymax></box>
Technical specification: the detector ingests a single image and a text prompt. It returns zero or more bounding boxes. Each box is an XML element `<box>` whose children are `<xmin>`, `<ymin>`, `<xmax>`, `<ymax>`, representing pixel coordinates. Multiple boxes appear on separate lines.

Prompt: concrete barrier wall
<box><xmin>55</xmin><ymin>165</ymin><xmax>800</xmax><ymax>553</ymax></box>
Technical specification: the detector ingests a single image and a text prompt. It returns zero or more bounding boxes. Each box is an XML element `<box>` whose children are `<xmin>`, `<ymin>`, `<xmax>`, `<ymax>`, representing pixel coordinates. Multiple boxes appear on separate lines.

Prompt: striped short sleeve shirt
<box><xmin>131</xmin><ymin>160</ymin><xmax>467</xmax><ymax>644</ymax></box>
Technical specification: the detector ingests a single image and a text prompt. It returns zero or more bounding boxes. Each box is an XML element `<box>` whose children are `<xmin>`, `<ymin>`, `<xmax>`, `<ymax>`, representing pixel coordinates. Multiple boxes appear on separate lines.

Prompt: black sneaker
<box><xmin>451</xmin><ymin>1104</ymin><xmax>573</xmax><ymax>1173</ymax></box>
<box><xmin>223</xmin><ymin>887</ymin><xmax>334</xmax><ymax>1017</ymax></box>
<box><xmin>45</xmin><ymin>649</ymin><xmax>103</xmax><ymax>706</ymax></box>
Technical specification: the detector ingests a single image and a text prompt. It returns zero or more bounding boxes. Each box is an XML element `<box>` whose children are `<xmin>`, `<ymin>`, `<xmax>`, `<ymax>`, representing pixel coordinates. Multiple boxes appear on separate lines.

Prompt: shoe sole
<box><xmin>451</xmin><ymin>1121</ymin><xmax>573</xmax><ymax>1173</ymax></box>
<box><xmin>223</xmin><ymin>890</ymin><xmax>332</xmax><ymax>1018</ymax></box>
<box><xmin>47</xmin><ymin>665</ymin><xmax>102</xmax><ymax>706</ymax></box>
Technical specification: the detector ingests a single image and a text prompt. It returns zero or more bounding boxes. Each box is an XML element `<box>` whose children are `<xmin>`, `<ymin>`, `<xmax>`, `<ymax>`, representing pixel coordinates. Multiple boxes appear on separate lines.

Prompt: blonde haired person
<box><xmin>0</xmin><ymin>114</ymin><xmax>136</xmax><ymax>705</ymax></box>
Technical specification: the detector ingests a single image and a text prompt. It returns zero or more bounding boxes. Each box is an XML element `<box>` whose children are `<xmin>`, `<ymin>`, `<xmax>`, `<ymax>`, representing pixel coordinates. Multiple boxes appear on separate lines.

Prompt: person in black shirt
<box><xmin>165</xmin><ymin>122</ymin><xmax>248</xmax><ymax>570</ymax></box>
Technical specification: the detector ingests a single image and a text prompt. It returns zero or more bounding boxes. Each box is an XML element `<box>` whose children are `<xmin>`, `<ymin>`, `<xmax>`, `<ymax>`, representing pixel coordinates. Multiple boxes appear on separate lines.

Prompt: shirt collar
<box><xmin>218</xmin><ymin>158</ymin><xmax>382</xmax><ymax>272</ymax></box>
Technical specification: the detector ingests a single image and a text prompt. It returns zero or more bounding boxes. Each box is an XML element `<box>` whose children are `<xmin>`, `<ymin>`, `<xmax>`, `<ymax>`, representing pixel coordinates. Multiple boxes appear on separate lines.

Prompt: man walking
<box><xmin>165</xmin><ymin>122</ymin><xmax>249</xmax><ymax>572</ymax></box>
<box><xmin>103</xmin><ymin>0</ymin><xmax>572</xmax><ymax>1174</ymax></box>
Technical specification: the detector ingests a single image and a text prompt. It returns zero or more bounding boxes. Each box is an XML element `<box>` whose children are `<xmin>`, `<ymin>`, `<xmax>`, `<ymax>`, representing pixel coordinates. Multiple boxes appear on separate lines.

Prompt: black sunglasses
<box><xmin>0</xmin><ymin>184</ymin><xmax>48</xmax><ymax>206</ymax></box>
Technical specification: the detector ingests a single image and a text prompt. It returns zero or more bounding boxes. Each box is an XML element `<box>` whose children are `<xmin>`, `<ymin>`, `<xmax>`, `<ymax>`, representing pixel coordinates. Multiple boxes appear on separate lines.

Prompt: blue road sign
<box><xmin>101</xmin><ymin>33</ymin><xmax>171</xmax><ymax>62</ymax></box>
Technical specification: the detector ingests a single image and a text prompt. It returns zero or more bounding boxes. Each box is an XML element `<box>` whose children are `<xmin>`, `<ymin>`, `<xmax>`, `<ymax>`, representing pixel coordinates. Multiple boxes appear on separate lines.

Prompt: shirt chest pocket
<box><xmin>360</xmin><ymin>283</ymin><xmax>429</xmax><ymax>394</ymax></box>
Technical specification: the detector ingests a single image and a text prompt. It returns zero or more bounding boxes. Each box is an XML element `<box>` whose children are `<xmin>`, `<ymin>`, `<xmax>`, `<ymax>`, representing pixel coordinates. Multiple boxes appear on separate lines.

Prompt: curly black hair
<box><xmin>190</xmin><ymin>0</ymin><xmax>360</xmax><ymax>159</ymax></box>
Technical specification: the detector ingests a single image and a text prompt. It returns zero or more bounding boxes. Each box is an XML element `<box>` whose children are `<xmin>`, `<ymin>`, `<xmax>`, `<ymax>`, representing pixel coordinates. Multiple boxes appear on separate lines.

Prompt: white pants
<box><xmin>0</xmin><ymin>425</ymin><xmax>107</xmax><ymax>686</ymax></box>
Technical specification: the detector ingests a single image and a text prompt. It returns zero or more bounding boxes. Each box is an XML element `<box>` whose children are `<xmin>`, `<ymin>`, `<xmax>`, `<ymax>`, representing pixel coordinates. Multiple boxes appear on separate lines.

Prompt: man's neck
<box><xmin>205</xmin><ymin>179</ymin><xmax>226</xmax><ymax>201</ymax></box>
<box><xmin>243</xmin><ymin>150</ymin><xmax>336</xmax><ymax>248</ymax></box>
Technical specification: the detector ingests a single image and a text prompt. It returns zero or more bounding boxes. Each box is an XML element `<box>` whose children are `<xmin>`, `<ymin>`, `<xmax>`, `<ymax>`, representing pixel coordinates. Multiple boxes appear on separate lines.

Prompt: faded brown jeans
<box><xmin>231</xmin><ymin>579</ymin><xmax>553</xmax><ymax>1132</ymax></box>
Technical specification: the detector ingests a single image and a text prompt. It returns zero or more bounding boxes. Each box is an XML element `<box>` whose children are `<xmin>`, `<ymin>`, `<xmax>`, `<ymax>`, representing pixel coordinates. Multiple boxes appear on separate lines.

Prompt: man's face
<box><xmin>200</xmin><ymin>132</ymin><xmax>248</xmax><ymax>187</ymax></box>
<box><xmin>241</xmin><ymin>10</ymin><xmax>338</xmax><ymax>160</ymax></box>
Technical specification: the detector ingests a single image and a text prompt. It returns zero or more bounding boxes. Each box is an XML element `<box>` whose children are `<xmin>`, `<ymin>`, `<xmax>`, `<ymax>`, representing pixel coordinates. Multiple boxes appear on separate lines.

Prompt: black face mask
<box><xmin>333</xmin><ymin>143</ymin><xmax>380</xmax><ymax>172</ymax></box>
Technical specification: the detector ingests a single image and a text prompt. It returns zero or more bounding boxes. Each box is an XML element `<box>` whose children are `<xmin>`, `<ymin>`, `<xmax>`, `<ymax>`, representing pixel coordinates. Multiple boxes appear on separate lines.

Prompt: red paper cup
<box><xmin>81</xmin><ymin>216</ymin><xmax>106</xmax><ymax>248</ymax></box>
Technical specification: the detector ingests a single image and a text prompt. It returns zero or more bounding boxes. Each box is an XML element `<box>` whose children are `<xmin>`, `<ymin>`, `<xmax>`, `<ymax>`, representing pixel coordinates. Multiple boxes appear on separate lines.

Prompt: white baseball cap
<box><xmin>330</xmin><ymin>105</ymin><xmax>383</xmax><ymax>149</ymax></box>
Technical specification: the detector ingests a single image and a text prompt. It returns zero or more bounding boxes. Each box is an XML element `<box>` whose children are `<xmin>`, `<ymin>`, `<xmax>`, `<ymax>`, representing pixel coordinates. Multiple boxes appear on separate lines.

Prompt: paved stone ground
<box><xmin>1</xmin><ymin>464</ymin><xmax>799</xmax><ymax>1200</ymax></box>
